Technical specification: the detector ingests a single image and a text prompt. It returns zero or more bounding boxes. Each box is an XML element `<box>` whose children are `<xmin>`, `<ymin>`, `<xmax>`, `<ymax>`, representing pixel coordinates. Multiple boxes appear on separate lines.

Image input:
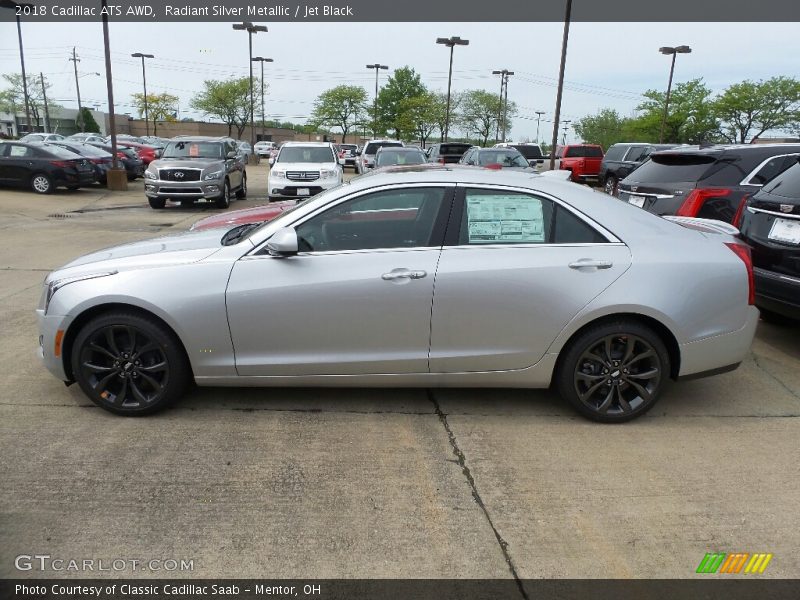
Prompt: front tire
<box><xmin>556</xmin><ymin>320</ymin><xmax>670</xmax><ymax>423</ymax></box>
<box><xmin>604</xmin><ymin>175</ymin><xmax>618</xmax><ymax>196</ymax></box>
<box><xmin>31</xmin><ymin>173</ymin><xmax>53</xmax><ymax>194</ymax></box>
<box><xmin>71</xmin><ymin>311</ymin><xmax>190</xmax><ymax>416</ymax></box>
<box><xmin>148</xmin><ymin>198</ymin><xmax>166</xmax><ymax>209</ymax></box>
<box><xmin>215</xmin><ymin>180</ymin><xmax>231</xmax><ymax>209</ymax></box>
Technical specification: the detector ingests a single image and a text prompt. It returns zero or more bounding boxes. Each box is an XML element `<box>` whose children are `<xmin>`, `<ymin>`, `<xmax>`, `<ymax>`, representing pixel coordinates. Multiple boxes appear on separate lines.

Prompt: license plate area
<box><xmin>768</xmin><ymin>217</ymin><xmax>800</xmax><ymax>244</ymax></box>
<box><xmin>297</xmin><ymin>188</ymin><xmax>310</xmax><ymax>196</ymax></box>
<box><xmin>628</xmin><ymin>194</ymin><xmax>646</xmax><ymax>208</ymax></box>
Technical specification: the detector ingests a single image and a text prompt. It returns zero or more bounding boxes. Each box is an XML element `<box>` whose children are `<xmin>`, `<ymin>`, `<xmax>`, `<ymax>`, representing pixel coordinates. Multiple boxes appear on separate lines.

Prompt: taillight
<box><xmin>676</xmin><ymin>188</ymin><xmax>730</xmax><ymax>217</ymax></box>
<box><xmin>116</xmin><ymin>152</ymin><xmax>127</xmax><ymax>160</ymax></box>
<box><xmin>49</xmin><ymin>160</ymin><xmax>71</xmax><ymax>168</ymax></box>
<box><xmin>485</xmin><ymin>163</ymin><xmax>502</xmax><ymax>170</ymax></box>
<box><xmin>732</xmin><ymin>195</ymin><xmax>749</xmax><ymax>228</ymax></box>
<box><xmin>438</xmin><ymin>158</ymin><xmax>445</xmax><ymax>164</ymax></box>
<box><xmin>725</xmin><ymin>242</ymin><xmax>755</xmax><ymax>305</ymax></box>
<box><xmin>89</xmin><ymin>158</ymin><xmax>104</xmax><ymax>165</ymax></box>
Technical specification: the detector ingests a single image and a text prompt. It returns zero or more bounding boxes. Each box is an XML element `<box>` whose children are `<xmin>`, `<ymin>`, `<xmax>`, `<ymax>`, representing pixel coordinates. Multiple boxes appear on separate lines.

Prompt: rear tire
<box><xmin>31</xmin><ymin>173</ymin><xmax>53</xmax><ymax>194</ymax></box>
<box><xmin>71</xmin><ymin>311</ymin><xmax>191</xmax><ymax>416</ymax></box>
<box><xmin>556</xmin><ymin>320</ymin><xmax>670</xmax><ymax>423</ymax></box>
<box><xmin>148</xmin><ymin>198</ymin><xmax>166</xmax><ymax>209</ymax></box>
<box><xmin>215</xmin><ymin>180</ymin><xmax>231</xmax><ymax>209</ymax></box>
<box><xmin>235</xmin><ymin>174</ymin><xmax>247</xmax><ymax>199</ymax></box>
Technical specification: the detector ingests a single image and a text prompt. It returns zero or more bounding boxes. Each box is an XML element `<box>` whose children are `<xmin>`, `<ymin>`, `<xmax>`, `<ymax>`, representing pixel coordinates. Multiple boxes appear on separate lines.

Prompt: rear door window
<box><xmin>565</xmin><ymin>146</ymin><xmax>603</xmax><ymax>158</ymax></box>
<box><xmin>763</xmin><ymin>162</ymin><xmax>800</xmax><ymax>197</ymax></box>
<box><xmin>603</xmin><ymin>145</ymin><xmax>629</xmax><ymax>162</ymax></box>
<box><xmin>623</xmin><ymin>146</ymin><xmax>648</xmax><ymax>163</ymax></box>
<box><xmin>746</xmin><ymin>154</ymin><xmax>800</xmax><ymax>186</ymax></box>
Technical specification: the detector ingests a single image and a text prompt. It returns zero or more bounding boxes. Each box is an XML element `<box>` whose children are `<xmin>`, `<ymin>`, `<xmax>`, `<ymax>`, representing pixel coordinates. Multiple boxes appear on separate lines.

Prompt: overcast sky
<box><xmin>1</xmin><ymin>21</ymin><xmax>797</xmax><ymax>143</ymax></box>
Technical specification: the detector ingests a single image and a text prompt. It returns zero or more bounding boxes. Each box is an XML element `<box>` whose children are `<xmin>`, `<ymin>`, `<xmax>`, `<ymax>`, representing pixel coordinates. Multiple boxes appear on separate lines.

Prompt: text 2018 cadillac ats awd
<box><xmin>37</xmin><ymin>166</ymin><xmax>758</xmax><ymax>422</ymax></box>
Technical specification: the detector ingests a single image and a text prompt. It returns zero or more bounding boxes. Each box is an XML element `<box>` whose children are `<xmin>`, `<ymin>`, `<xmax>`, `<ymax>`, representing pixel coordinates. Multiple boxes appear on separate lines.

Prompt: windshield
<box><xmin>512</xmin><ymin>145</ymin><xmax>543</xmax><ymax>160</ymax></box>
<box><xmin>162</xmin><ymin>141</ymin><xmax>224</xmax><ymax>159</ymax></box>
<box><xmin>278</xmin><ymin>146</ymin><xmax>335</xmax><ymax>163</ymax></box>
<box><xmin>376</xmin><ymin>150</ymin><xmax>427</xmax><ymax>166</ymax></box>
<box><xmin>478</xmin><ymin>150</ymin><xmax>528</xmax><ymax>168</ymax></box>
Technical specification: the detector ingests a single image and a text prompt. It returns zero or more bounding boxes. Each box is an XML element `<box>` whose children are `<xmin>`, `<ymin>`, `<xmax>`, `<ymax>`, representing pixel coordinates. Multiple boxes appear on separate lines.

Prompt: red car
<box><xmin>190</xmin><ymin>201</ymin><xmax>297</xmax><ymax>231</ymax></box>
<box><xmin>555</xmin><ymin>144</ymin><xmax>604</xmax><ymax>183</ymax></box>
<box><xmin>118</xmin><ymin>141</ymin><xmax>159</xmax><ymax>165</ymax></box>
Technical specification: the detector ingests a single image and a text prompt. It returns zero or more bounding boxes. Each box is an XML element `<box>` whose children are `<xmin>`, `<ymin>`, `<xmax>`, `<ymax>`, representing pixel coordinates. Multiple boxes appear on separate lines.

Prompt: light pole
<box><xmin>550</xmin><ymin>0</ymin><xmax>572</xmax><ymax>170</ymax></box>
<box><xmin>492</xmin><ymin>70</ymin><xmax>505</xmax><ymax>143</ymax></box>
<box><xmin>233</xmin><ymin>21</ymin><xmax>267</xmax><ymax>151</ymax></box>
<box><xmin>39</xmin><ymin>72</ymin><xmax>50</xmax><ymax>132</ymax></box>
<box><xmin>436</xmin><ymin>36</ymin><xmax>469</xmax><ymax>142</ymax></box>
<box><xmin>366</xmin><ymin>64</ymin><xmax>388</xmax><ymax>138</ymax></box>
<box><xmin>535</xmin><ymin>111</ymin><xmax>545</xmax><ymax>145</ymax></box>
<box><xmin>101</xmin><ymin>0</ymin><xmax>126</xmax><ymax>190</ymax></box>
<box><xmin>252</xmin><ymin>57</ymin><xmax>273</xmax><ymax>142</ymax></box>
<box><xmin>1</xmin><ymin>1</ymin><xmax>34</xmax><ymax>134</ymax></box>
<box><xmin>131</xmin><ymin>52</ymin><xmax>154</xmax><ymax>136</ymax></box>
<box><xmin>502</xmin><ymin>71</ymin><xmax>513</xmax><ymax>142</ymax></box>
<box><xmin>561</xmin><ymin>120</ymin><xmax>571</xmax><ymax>145</ymax></box>
<box><xmin>658</xmin><ymin>45</ymin><xmax>692</xmax><ymax>143</ymax></box>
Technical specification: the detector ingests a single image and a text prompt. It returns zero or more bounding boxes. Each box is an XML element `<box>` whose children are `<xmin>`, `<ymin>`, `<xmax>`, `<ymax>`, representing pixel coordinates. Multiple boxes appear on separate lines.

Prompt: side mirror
<box><xmin>266</xmin><ymin>228</ymin><xmax>298</xmax><ymax>257</ymax></box>
<box><xmin>268</xmin><ymin>157</ymin><xmax>275</xmax><ymax>166</ymax></box>
<box><xmin>226</xmin><ymin>151</ymin><xmax>237</xmax><ymax>159</ymax></box>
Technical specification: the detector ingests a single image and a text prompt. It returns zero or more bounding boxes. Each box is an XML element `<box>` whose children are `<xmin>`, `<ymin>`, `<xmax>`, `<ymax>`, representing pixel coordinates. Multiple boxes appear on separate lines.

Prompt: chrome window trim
<box><xmin>740</xmin><ymin>153</ymin><xmax>800</xmax><ymax>186</ymax></box>
<box><xmin>746</xmin><ymin>206</ymin><xmax>800</xmax><ymax>221</ymax></box>
<box><xmin>454</xmin><ymin>182</ymin><xmax>623</xmax><ymax>245</ymax></box>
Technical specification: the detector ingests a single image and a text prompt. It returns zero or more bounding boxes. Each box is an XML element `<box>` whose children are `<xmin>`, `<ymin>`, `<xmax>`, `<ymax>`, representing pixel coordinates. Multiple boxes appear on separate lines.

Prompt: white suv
<box><xmin>268</xmin><ymin>142</ymin><xmax>343</xmax><ymax>201</ymax></box>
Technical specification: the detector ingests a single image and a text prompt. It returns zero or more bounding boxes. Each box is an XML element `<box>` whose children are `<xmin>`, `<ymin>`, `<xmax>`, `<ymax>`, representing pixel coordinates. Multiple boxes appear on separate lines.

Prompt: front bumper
<box><xmin>36</xmin><ymin>308</ymin><xmax>73</xmax><ymax>382</ymax></box>
<box><xmin>268</xmin><ymin>177</ymin><xmax>340</xmax><ymax>199</ymax></box>
<box><xmin>677</xmin><ymin>306</ymin><xmax>759</xmax><ymax>378</ymax></box>
<box><xmin>145</xmin><ymin>178</ymin><xmax>223</xmax><ymax>200</ymax></box>
<box><xmin>754</xmin><ymin>267</ymin><xmax>800</xmax><ymax>320</ymax></box>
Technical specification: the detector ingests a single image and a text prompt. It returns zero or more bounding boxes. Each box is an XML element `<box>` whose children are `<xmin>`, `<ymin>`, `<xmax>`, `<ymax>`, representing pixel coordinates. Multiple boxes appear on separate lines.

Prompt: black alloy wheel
<box><xmin>557</xmin><ymin>321</ymin><xmax>670</xmax><ymax>423</ymax></box>
<box><xmin>604</xmin><ymin>176</ymin><xmax>618</xmax><ymax>196</ymax></box>
<box><xmin>72</xmin><ymin>312</ymin><xmax>189</xmax><ymax>415</ymax></box>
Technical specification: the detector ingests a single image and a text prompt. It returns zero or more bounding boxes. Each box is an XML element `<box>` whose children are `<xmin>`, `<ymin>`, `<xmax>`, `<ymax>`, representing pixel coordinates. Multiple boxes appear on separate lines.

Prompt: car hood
<box><xmin>48</xmin><ymin>229</ymin><xmax>231</xmax><ymax>281</ymax></box>
<box><xmin>148</xmin><ymin>158</ymin><xmax>223</xmax><ymax>170</ymax></box>
<box><xmin>271</xmin><ymin>162</ymin><xmax>338</xmax><ymax>171</ymax></box>
<box><xmin>191</xmin><ymin>201</ymin><xmax>296</xmax><ymax>231</ymax></box>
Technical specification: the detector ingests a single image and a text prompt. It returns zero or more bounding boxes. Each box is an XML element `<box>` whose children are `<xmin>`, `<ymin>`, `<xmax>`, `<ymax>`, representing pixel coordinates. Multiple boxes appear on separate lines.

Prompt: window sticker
<box><xmin>466</xmin><ymin>195</ymin><xmax>545</xmax><ymax>243</ymax></box>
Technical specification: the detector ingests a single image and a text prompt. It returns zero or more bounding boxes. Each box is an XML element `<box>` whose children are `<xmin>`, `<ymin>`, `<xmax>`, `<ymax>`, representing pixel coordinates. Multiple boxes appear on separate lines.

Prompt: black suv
<box><xmin>600</xmin><ymin>143</ymin><xmax>678</xmax><ymax>195</ymax></box>
<box><xmin>618</xmin><ymin>144</ymin><xmax>800</xmax><ymax>223</ymax></box>
<box><xmin>426</xmin><ymin>142</ymin><xmax>472</xmax><ymax>164</ymax></box>
<box><xmin>738</xmin><ymin>158</ymin><xmax>800</xmax><ymax>322</ymax></box>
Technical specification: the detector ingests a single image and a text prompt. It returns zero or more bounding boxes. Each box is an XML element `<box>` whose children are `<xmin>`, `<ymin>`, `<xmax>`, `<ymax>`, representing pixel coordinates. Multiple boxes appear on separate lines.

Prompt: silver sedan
<box><xmin>37</xmin><ymin>166</ymin><xmax>758</xmax><ymax>422</ymax></box>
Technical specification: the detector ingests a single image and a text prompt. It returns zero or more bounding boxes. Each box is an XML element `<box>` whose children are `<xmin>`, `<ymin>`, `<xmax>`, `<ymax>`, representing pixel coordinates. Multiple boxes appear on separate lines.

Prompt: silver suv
<box><xmin>144</xmin><ymin>136</ymin><xmax>246</xmax><ymax>209</ymax></box>
<box><xmin>356</xmin><ymin>139</ymin><xmax>403</xmax><ymax>174</ymax></box>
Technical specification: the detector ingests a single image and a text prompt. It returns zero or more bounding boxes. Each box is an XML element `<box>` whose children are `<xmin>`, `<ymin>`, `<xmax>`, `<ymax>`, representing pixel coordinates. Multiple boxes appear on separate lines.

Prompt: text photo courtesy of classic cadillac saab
<box><xmin>37</xmin><ymin>166</ymin><xmax>758</xmax><ymax>423</ymax></box>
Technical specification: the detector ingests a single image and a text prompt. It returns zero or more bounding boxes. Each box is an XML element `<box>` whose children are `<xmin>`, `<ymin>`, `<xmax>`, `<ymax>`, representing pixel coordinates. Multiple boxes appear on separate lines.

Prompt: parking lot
<box><xmin>1</xmin><ymin>163</ymin><xmax>799</xmax><ymax>580</ymax></box>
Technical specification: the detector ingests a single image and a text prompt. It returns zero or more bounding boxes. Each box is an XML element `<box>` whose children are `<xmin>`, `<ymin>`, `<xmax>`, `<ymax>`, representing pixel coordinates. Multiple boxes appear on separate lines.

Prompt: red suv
<box><xmin>556</xmin><ymin>144</ymin><xmax>604</xmax><ymax>183</ymax></box>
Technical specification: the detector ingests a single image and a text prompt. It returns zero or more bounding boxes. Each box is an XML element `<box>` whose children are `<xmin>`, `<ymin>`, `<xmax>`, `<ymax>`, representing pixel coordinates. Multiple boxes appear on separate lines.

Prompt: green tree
<box><xmin>631</xmin><ymin>78</ymin><xmax>719</xmax><ymax>144</ymax></box>
<box><xmin>131</xmin><ymin>92</ymin><xmax>179</xmax><ymax>136</ymax></box>
<box><xmin>79</xmin><ymin>107</ymin><xmax>101</xmax><ymax>133</ymax></box>
<box><xmin>191</xmin><ymin>77</ymin><xmax>253</xmax><ymax>138</ymax></box>
<box><xmin>310</xmin><ymin>84</ymin><xmax>368</xmax><ymax>143</ymax></box>
<box><xmin>375</xmin><ymin>67</ymin><xmax>426</xmax><ymax>138</ymax></box>
<box><xmin>396</xmin><ymin>91</ymin><xmax>441</xmax><ymax>147</ymax></box>
<box><xmin>712</xmin><ymin>77</ymin><xmax>800</xmax><ymax>143</ymax></box>
<box><xmin>574</xmin><ymin>108</ymin><xmax>631</xmax><ymax>149</ymax></box>
<box><xmin>459</xmin><ymin>89</ymin><xmax>515</xmax><ymax>147</ymax></box>
<box><xmin>0</xmin><ymin>73</ymin><xmax>58</xmax><ymax>132</ymax></box>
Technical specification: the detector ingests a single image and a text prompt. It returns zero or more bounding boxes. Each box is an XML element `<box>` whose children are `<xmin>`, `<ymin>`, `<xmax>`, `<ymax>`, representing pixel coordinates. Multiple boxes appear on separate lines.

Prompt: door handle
<box><xmin>569</xmin><ymin>259</ymin><xmax>613</xmax><ymax>270</ymax></box>
<box><xmin>381</xmin><ymin>269</ymin><xmax>427</xmax><ymax>281</ymax></box>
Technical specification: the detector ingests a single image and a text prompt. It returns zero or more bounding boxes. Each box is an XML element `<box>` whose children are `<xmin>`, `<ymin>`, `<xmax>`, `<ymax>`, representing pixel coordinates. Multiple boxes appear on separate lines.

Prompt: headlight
<box><xmin>144</xmin><ymin>169</ymin><xmax>157</xmax><ymax>180</ymax></box>
<box><xmin>45</xmin><ymin>271</ymin><xmax>117</xmax><ymax>314</ymax></box>
<box><xmin>271</xmin><ymin>169</ymin><xmax>286</xmax><ymax>178</ymax></box>
<box><xmin>320</xmin><ymin>169</ymin><xmax>338</xmax><ymax>179</ymax></box>
<box><xmin>204</xmin><ymin>170</ymin><xmax>223</xmax><ymax>181</ymax></box>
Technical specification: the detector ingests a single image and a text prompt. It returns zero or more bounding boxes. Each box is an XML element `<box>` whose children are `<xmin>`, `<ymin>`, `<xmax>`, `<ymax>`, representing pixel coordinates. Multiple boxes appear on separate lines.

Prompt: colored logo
<box><xmin>696</xmin><ymin>552</ymin><xmax>773</xmax><ymax>574</ymax></box>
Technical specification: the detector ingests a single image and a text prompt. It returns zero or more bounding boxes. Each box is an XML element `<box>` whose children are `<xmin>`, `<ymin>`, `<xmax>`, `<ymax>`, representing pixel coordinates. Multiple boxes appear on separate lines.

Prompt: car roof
<box><xmin>653</xmin><ymin>143</ymin><xmax>800</xmax><ymax>156</ymax></box>
<box><xmin>170</xmin><ymin>136</ymin><xmax>231</xmax><ymax>142</ymax></box>
<box><xmin>376</xmin><ymin>147</ymin><xmax>424</xmax><ymax>152</ymax></box>
<box><xmin>281</xmin><ymin>141</ymin><xmax>334</xmax><ymax>147</ymax></box>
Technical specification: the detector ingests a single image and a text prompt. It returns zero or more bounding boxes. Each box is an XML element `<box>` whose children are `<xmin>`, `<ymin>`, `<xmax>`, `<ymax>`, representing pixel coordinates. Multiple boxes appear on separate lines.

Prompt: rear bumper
<box><xmin>754</xmin><ymin>267</ymin><xmax>800</xmax><ymax>319</ymax></box>
<box><xmin>677</xmin><ymin>306</ymin><xmax>759</xmax><ymax>378</ymax></box>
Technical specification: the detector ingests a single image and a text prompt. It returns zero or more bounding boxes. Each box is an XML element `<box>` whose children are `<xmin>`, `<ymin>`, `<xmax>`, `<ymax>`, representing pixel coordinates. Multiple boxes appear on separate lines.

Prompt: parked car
<box><xmin>618</xmin><ymin>144</ymin><xmax>800</xmax><ymax>223</ymax></box>
<box><xmin>426</xmin><ymin>142</ymin><xmax>472</xmax><ymax>165</ymax></box>
<box><xmin>494</xmin><ymin>142</ymin><xmax>546</xmax><ymax>171</ymax></box>
<box><xmin>254</xmin><ymin>141</ymin><xmax>277</xmax><ymax>158</ymax></box>
<box><xmin>116</xmin><ymin>141</ymin><xmax>159</xmax><ymax>165</ymax></box>
<box><xmin>337</xmin><ymin>143</ymin><xmax>359</xmax><ymax>170</ymax></box>
<box><xmin>375</xmin><ymin>147</ymin><xmax>428</xmax><ymax>168</ymax></box>
<box><xmin>600</xmin><ymin>143</ymin><xmax>679</xmax><ymax>195</ymax></box>
<box><xmin>67</xmin><ymin>133</ymin><xmax>107</xmax><ymax>144</ymax></box>
<box><xmin>19</xmin><ymin>133</ymin><xmax>65</xmax><ymax>143</ymax></box>
<box><xmin>43</xmin><ymin>141</ymin><xmax>115</xmax><ymax>184</ymax></box>
<box><xmin>737</xmin><ymin>159</ymin><xmax>800</xmax><ymax>322</ymax></box>
<box><xmin>237</xmin><ymin>141</ymin><xmax>253</xmax><ymax>160</ymax></box>
<box><xmin>459</xmin><ymin>147</ymin><xmax>533</xmax><ymax>171</ymax></box>
<box><xmin>0</xmin><ymin>140</ymin><xmax>95</xmax><ymax>193</ymax></box>
<box><xmin>37</xmin><ymin>166</ymin><xmax>757</xmax><ymax>422</ymax></box>
<box><xmin>190</xmin><ymin>200</ymin><xmax>299</xmax><ymax>231</ymax></box>
<box><xmin>356</xmin><ymin>139</ymin><xmax>404</xmax><ymax>173</ymax></box>
<box><xmin>143</xmin><ymin>136</ymin><xmax>247</xmax><ymax>209</ymax></box>
<box><xmin>86</xmin><ymin>142</ymin><xmax>144</xmax><ymax>181</ymax></box>
<box><xmin>106</xmin><ymin>134</ymin><xmax>146</xmax><ymax>145</ymax></box>
<box><xmin>554</xmin><ymin>144</ymin><xmax>604</xmax><ymax>183</ymax></box>
<box><xmin>268</xmin><ymin>141</ymin><xmax>343</xmax><ymax>201</ymax></box>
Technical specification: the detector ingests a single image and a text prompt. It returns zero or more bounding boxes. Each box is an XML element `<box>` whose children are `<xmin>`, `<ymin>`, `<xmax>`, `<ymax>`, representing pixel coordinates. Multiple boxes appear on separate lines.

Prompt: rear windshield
<box><xmin>763</xmin><ymin>161</ymin><xmax>800</xmax><ymax>198</ymax></box>
<box><xmin>439</xmin><ymin>143</ymin><xmax>471</xmax><ymax>155</ymax></box>
<box><xmin>163</xmin><ymin>141</ymin><xmax>224</xmax><ymax>159</ymax></box>
<box><xmin>478</xmin><ymin>150</ymin><xmax>528</xmax><ymax>168</ymax></box>
<box><xmin>512</xmin><ymin>145</ymin><xmax>544</xmax><ymax>159</ymax></box>
<box><xmin>55</xmin><ymin>143</ymin><xmax>110</xmax><ymax>158</ymax></box>
<box><xmin>278</xmin><ymin>146</ymin><xmax>335</xmax><ymax>163</ymax></box>
<box><xmin>43</xmin><ymin>145</ymin><xmax>83</xmax><ymax>159</ymax></box>
<box><xmin>628</xmin><ymin>153</ymin><xmax>716</xmax><ymax>182</ymax></box>
<box><xmin>365</xmin><ymin>141</ymin><xmax>402</xmax><ymax>154</ymax></box>
<box><xmin>375</xmin><ymin>150</ymin><xmax>427</xmax><ymax>166</ymax></box>
<box><xmin>564</xmin><ymin>146</ymin><xmax>603</xmax><ymax>158</ymax></box>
